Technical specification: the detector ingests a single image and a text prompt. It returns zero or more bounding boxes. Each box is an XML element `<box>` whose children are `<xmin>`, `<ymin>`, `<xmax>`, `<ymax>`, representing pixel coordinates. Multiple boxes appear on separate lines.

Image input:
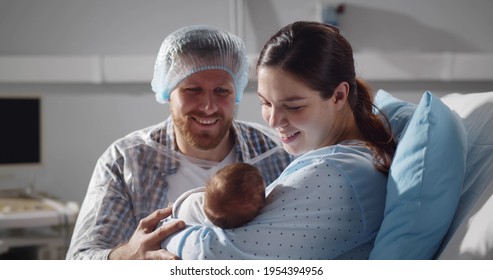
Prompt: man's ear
<box><xmin>332</xmin><ymin>81</ymin><xmax>350</xmax><ymax>110</ymax></box>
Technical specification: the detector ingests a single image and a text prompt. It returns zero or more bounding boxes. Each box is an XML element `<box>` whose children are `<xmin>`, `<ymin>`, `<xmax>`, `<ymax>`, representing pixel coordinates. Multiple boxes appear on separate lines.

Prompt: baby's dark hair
<box><xmin>204</xmin><ymin>163</ymin><xmax>266</xmax><ymax>229</ymax></box>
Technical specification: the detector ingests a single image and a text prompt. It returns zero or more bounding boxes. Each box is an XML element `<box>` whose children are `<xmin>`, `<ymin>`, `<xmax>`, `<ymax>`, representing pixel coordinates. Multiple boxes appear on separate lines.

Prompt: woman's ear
<box><xmin>332</xmin><ymin>81</ymin><xmax>350</xmax><ymax>110</ymax></box>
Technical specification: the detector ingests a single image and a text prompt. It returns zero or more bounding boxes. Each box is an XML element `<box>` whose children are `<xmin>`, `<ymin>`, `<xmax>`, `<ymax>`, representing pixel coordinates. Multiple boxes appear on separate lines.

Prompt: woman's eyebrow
<box><xmin>257</xmin><ymin>92</ymin><xmax>305</xmax><ymax>102</ymax></box>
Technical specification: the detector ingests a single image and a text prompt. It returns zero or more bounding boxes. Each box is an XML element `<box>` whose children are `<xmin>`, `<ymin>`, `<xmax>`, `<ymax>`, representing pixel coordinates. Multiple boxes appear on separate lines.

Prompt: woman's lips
<box><xmin>279</xmin><ymin>131</ymin><xmax>300</xmax><ymax>143</ymax></box>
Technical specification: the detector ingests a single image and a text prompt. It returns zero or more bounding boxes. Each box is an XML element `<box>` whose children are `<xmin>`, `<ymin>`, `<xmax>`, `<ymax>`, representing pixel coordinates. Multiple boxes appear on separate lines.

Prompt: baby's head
<box><xmin>204</xmin><ymin>163</ymin><xmax>266</xmax><ymax>229</ymax></box>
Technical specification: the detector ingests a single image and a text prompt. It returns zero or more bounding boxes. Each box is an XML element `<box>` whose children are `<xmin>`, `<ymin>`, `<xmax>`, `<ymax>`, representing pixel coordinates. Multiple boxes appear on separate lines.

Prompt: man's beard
<box><xmin>173</xmin><ymin>112</ymin><xmax>233</xmax><ymax>150</ymax></box>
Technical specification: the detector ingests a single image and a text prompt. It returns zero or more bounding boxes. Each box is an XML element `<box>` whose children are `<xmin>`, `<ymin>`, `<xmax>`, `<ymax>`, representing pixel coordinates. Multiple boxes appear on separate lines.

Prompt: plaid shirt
<box><xmin>66</xmin><ymin>117</ymin><xmax>293</xmax><ymax>259</ymax></box>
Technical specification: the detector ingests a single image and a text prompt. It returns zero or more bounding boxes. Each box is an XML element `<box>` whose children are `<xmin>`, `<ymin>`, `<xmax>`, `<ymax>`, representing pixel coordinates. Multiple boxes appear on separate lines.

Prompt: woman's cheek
<box><xmin>261</xmin><ymin>108</ymin><xmax>271</xmax><ymax>125</ymax></box>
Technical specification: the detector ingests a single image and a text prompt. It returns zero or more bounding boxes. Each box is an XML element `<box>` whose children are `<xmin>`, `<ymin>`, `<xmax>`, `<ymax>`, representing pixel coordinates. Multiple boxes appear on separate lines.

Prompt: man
<box><xmin>66</xmin><ymin>25</ymin><xmax>293</xmax><ymax>260</ymax></box>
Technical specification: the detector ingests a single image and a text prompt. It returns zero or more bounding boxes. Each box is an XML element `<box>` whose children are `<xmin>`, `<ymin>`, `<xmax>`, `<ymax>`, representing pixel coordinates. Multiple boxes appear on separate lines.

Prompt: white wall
<box><xmin>243</xmin><ymin>0</ymin><xmax>493</xmax><ymax>53</ymax></box>
<box><xmin>1</xmin><ymin>0</ymin><xmax>493</xmax><ymax>205</ymax></box>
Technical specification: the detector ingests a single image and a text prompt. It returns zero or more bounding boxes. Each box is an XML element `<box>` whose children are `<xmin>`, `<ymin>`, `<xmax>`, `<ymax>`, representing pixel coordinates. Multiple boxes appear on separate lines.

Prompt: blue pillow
<box><xmin>374</xmin><ymin>89</ymin><xmax>417</xmax><ymax>140</ymax></box>
<box><xmin>370</xmin><ymin>91</ymin><xmax>467</xmax><ymax>259</ymax></box>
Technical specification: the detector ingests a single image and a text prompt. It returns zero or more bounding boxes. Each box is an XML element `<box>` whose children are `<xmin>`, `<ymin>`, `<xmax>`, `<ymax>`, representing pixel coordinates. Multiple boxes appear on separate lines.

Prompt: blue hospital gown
<box><xmin>161</xmin><ymin>142</ymin><xmax>387</xmax><ymax>259</ymax></box>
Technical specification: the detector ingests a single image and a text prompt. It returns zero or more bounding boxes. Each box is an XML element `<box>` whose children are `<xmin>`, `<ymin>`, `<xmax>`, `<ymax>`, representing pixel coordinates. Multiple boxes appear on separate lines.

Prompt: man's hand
<box><xmin>108</xmin><ymin>207</ymin><xmax>185</xmax><ymax>260</ymax></box>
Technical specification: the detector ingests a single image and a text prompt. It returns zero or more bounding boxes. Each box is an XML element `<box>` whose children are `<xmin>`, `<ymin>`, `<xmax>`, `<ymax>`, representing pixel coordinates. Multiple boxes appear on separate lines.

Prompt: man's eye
<box><xmin>260</xmin><ymin>100</ymin><xmax>271</xmax><ymax>107</ymax></box>
<box><xmin>215</xmin><ymin>88</ymin><xmax>230</xmax><ymax>95</ymax></box>
<box><xmin>185</xmin><ymin>87</ymin><xmax>201</xmax><ymax>93</ymax></box>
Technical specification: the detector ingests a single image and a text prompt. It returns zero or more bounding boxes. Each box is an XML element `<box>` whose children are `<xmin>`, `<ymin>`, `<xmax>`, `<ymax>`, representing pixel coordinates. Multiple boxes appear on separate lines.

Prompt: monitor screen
<box><xmin>0</xmin><ymin>98</ymin><xmax>41</xmax><ymax>165</ymax></box>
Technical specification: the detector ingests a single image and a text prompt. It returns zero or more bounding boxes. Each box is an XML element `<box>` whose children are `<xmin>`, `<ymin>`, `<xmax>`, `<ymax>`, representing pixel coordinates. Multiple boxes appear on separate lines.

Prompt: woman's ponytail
<box><xmin>351</xmin><ymin>78</ymin><xmax>396</xmax><ymax>174</ymax></box>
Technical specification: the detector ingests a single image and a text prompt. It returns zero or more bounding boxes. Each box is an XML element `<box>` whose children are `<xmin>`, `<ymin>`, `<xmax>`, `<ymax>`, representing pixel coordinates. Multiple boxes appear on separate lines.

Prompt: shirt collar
<box><xmin>151</xmin><ymin>116</ymin><xmax>272</xmax><ymax>163</ymax></box>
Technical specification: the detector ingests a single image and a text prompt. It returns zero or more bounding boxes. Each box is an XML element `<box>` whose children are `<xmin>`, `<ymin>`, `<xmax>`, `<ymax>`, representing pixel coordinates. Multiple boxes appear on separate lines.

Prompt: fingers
<box><xmin>160</xmin><ymin>250</ymin><xmax>181</xmax><ymax>260</ymax></box>
<box><xmin>116</xmin><ymin>208</ymin><xmax>184</xmax><ymax>260</ymax></box>
<box><xmin>146</xmin><ymin>219</ymin><xmax>185</xmax><ymax>259</ymax></box>
<box><xmin>138</xmin><ymin>207</ymin><xmax>173</xmax><ymax>231</ymax></box>
<box><xmin>148</xmin><ymin>249</ymin><xmax>181</xmax><ymax>260</ymax></box>
<box><xmin>154</xmin><ymin>219</ymin><xmax>186</xmax><ymax>240</ymax></box>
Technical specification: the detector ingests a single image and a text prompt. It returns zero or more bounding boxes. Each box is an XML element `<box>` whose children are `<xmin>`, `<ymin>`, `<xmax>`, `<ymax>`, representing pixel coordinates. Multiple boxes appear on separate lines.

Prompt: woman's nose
<box><xmin>268</xmin><ymin>108</ymin><xmax>288</xmax><ymax>128</ymax></box>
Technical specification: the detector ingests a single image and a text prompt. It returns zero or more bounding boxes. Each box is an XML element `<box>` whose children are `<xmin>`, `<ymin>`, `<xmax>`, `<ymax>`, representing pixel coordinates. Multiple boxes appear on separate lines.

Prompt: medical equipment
<box><xmin>0</xmin><ymin>186</ymin><xmax>79</xmax><ymax>259</ymax></box>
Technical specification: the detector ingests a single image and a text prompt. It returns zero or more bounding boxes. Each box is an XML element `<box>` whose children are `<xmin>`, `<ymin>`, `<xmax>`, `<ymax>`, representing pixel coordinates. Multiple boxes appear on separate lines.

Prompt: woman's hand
<box><xmin>108</xmin><ymin>207</ymin><xmax>185</xmax><ymax>260</ymax></box>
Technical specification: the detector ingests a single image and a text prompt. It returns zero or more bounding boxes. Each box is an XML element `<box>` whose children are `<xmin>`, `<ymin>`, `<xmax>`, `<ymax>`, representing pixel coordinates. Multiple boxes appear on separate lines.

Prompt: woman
<box><xmin>161</xmin><ymin>21</ymin><xmax>396</xmax><ymax>259</ymax></box>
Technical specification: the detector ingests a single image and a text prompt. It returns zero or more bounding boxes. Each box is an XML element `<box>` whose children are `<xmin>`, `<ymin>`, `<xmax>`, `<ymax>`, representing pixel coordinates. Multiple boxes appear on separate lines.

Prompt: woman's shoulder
<box><xmin>295</xmin><ymin>142</ymin><xmax>374</xmax><ymax>168</ymax></box>
<box><xmin>278</xmin><ymin>142</ymin><xmax>386</xmax><ymax>190</ymax></box>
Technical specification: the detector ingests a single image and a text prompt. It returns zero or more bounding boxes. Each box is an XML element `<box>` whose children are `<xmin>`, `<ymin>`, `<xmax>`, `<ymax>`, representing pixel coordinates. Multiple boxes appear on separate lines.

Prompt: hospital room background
<box><xmin>1</xmin><ymin>0</ymin><xmax>493</xmax><ymax>259</ymax></box>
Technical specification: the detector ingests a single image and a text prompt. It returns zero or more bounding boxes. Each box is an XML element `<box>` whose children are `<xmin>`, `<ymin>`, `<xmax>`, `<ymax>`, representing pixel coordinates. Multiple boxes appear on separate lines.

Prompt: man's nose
<box><xmin>198</xmin><ymin>92</ymin><xmax>218</xmax><ymax>114</ymax></box>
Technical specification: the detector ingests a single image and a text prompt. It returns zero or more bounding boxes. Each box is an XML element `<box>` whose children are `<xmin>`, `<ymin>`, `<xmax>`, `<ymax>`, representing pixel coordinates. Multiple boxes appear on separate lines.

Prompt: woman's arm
<box><xmin>162</xmin><ymin>148</ymin><xmax>386</xmax><ymax>259</ymax></box>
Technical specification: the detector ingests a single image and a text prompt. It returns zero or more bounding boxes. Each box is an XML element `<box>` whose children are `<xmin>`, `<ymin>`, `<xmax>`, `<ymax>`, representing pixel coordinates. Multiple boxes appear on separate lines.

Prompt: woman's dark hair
<box><xmin>257</xmin><ymin>21</ymin><xmax>396</xmax><ymax>174</ymax></box>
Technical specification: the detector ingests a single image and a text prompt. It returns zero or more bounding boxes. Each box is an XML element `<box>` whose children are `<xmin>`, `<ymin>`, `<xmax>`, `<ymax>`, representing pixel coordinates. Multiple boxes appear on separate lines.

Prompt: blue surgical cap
<box><xmin>151</xmin><ymin>25</ymin><xmax>249</xmax><ymax>104</ymax></box>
